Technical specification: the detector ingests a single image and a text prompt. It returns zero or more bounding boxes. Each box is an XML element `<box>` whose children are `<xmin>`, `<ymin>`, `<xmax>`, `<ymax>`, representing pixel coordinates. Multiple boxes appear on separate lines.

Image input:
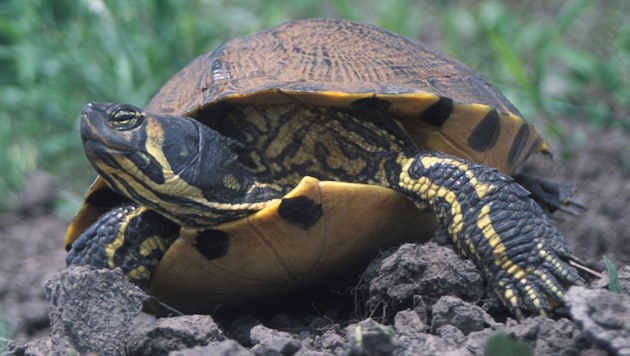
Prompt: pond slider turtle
<box><xmin>65</xmin><ymin>19</ymin><xmax>583</xmax><ymax>318</ymax></box>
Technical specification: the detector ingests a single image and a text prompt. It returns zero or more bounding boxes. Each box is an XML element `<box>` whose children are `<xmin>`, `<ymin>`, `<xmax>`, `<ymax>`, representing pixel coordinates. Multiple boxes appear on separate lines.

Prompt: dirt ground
<box><xmin>0</xmin><ymin>124</ymin><xmax>628</xmax><ymax>354</ymax></box>
<box><xmin>533</xmin><ymin>126</ymin><xmax>630</xmax><ymax>267</ymax></box>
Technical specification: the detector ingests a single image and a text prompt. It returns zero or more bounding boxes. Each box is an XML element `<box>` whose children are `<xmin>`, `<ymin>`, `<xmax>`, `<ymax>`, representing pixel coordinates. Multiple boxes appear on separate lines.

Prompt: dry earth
<box><xmin>0</xmin><ymin>125</ymin><xmax>628</xmax><ymax>355</ymax></box>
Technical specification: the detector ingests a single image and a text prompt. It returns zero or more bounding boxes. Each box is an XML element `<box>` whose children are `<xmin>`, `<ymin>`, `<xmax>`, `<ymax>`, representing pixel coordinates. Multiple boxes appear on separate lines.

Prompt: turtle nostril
<box><xmin>81</xmin><ymin>102</ymin><xmax>96</xmax><ymax>116</ymax></box>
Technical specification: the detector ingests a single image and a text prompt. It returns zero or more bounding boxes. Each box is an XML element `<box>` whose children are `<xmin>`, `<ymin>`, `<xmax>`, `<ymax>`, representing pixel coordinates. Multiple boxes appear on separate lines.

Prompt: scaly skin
<box><xmin>66</xmin><ymin>204</ymin><xmax>179</xmax><ymax>289</ymax></box>
<box><xmin>67</xmin><ymin>103</ymin><xmax>584</xmax><ymax>318</ymax></box>
<box><xmin>397</xmin><ymin>152</ymin><xmax>582</xmax><ymax>318</ymax></box>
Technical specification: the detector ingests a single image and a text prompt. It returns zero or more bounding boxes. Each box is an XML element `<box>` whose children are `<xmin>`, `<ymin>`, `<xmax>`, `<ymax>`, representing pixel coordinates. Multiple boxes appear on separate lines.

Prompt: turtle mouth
<box><xmin>82</xmin><ymin>135</ymin><xmax>132</xmax><ymax>163</ymax></box>
<box><xmin>80</xmin><ymin>117</ymin><xmax>136</xmax><ymax>157</ymax></box>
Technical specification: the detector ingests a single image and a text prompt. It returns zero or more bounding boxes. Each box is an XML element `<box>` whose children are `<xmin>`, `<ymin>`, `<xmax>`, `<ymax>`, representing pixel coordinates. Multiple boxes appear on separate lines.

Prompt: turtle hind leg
<box><xmin>65</xmin><ymin>204</ymin><xmax>180</xmax><ymax>290</ymax></box>
<box><xmin>514</xmin><ymin>174</ymin><xmax>587</xmax><ymax>215</ymax></box>
<box><xmin>394</xmin><ymin>152</ymin><xmax>583</xmax><ymax>317</ymax></box>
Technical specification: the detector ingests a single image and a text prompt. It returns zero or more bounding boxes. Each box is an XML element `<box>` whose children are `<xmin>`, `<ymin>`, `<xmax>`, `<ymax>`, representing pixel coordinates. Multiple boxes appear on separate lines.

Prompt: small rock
<box><xmin>393</xmin><ymin>309</ymin><xmax>432</xmax><ymax>354</ymax></box>
<box><xmin>301</xmin><ymin>329</ymin><xmax>345</xmax><ymax>354</ymax></box>
<box><xmin>0</xmin><ymin>338</ymin><xmax>17</xmax><ymax>354</ymax></box>
<box><xmin>294</xmin><ymin>349</ymin><xmax>334</xmax><ymax>356</ymax></box>
<box><xmin>250</xmin><ymin>344</ymin><xmax>284</xmax><ymax>356</ymax></box>
<box><xmin>431</xmin><ymin>296</ymin><xmax>495</xmax><ymax>335</ymax></box>
<box><xmin>45</xmin><ymin>266</ymin><xmax>146</xmax><ymax>355</ymax></box>
<box><xmin>249</xmin><ymin>324</ymin><xmax>301</xmax><ymax>355</ymax></box>
<box><xmin>453</xmin><ymin>328</ymin><xmax>494</xmax><ymax>356</ymax></box>
<box><xmin>172</xmin><ymin>339</ymin><xmax>252</xmax><ymax>356</ymax></box>
<box><xmin>412</xmin><ymin>295</ymin><xmax>429</xmax><ymax>324</ymax></box>
<box><xmin>566</xmin><ymin>286</ymin><xmax>630</xmax><ymax>355</ymax></box>
<box><xmin>228</xmin><ymin>315</ymin><xmax>262</xmax><ymax>347</ymax></box>
<box><xmin>394</xmin><ymin>309</ymin><xmax>427</xmax><ymax>336</ymax></box>
<box><xmin>0</xmin><ymin>214</ymin><xmax>67</xmax><ymax>343</ymax></box>
<box><xmin>8</xmin><ymin>336</ymin><xmax>58</xmax><ymax>356</ymax></box>
<box><xmin>435</xmin><ymin>325</ymin><xmax>466</xmax><ymax>346</ymax></box>
<box><xmin>591</xmin><ymin>265</ymin><xmax>630</xmax><ymax>295</ymax></box>
<box><xmin>361</xmin><ymin>243</ymin><xmax>485</xmax><ymax>320</ymax></box>
<box><xmin>127</xmin><ymin>314</ymin><xmax>225</xmax><ymax>355</ymax></box>
<box><xmin>346</xmin><ymin>319</ymin><xmax>397</xmax><ymax>355</ymax></box>
<box><xmin>504</xmin><ymin>316</ymin><xmax>579</xmax><ymax>355</ymax></box>
<box><xmin>619</xmin><ymin>266</ymin><xmax>630</xmax><ymax>294</ymax></box>
<box><xmin>398</xmin><ymin>331</ymin><xmax>461</xmax><ymax>355</ymax></box>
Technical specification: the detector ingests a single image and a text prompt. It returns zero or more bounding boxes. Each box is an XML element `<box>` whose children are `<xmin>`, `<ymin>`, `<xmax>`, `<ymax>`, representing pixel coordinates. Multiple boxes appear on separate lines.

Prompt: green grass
<box><xmin>484</xmin><ymin>331</ymin><xmax>532</xmax><ymax>356</ymax></box>
<box><xmin>603</xmin><ymin>256</ymin><xmax>622</xmax><ymax>294</ymax></box>
<box><xmin>1</xmin><ymin>0</ymin><xmax>628</xmax><ymax>214</ymax></box>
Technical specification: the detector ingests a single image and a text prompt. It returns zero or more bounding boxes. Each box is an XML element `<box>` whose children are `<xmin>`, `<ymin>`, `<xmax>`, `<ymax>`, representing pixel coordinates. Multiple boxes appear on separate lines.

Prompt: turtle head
<box><xmin>80</xmin><ymin>102</ymin><xmax>213</xmax><ymax>183</ymax></box>
<box><xmin>80</xmin><ymin>102</ymin><xmax>269</xmax><ymax>226</ymax></box>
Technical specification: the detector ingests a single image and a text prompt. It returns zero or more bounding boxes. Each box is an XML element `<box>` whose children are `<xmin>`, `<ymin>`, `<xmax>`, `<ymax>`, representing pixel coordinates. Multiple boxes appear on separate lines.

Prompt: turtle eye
<box><xmin>108</xmin><ymin>107</ymin><xmax>145</xmax><ymax>131</ymax></box>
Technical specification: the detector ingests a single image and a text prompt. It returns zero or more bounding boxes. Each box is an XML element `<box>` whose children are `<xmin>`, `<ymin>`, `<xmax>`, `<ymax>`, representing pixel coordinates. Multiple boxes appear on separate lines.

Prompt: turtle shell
<box><xmin>66</xmin><ymin>19</ymin><xmax>549</xmax><ymax>313</ymax></box>
<box><xmin>149</xmin><ymin>18</ymin><xmax>547</xmax><ymax>173</ymax></box>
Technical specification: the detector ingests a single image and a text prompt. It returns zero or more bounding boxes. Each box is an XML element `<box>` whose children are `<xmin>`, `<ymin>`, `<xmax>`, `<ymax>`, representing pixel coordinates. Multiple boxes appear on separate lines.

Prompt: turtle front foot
<box><xmin>65</xmin><ymin>204</ymin><xmax>179</xmax><ymax>290</ymax></box>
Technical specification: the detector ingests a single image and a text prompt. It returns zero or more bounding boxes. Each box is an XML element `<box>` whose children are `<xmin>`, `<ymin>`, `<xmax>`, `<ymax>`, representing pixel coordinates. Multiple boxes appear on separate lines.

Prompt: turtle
<box><xmin>65</xmin><ymin>18</ymin><xmax>585</xmax><ymax>318</ymax></box>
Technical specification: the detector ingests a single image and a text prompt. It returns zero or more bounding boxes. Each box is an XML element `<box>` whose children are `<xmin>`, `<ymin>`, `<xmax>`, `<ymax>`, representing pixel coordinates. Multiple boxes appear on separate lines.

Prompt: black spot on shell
<box><xmin>467</xmin><ymin>110</ymin><xmax>500</xmax><ymax>152</ymax></box>
<box><xmin>508</xmin><ymin>124</ymin><xmax>531</xmax><ymax>170</ymax></box>
<box><xmin>195</xmin><ymin>229</ymin><xmax>230</xmax><ymax>260</ymax></box>
<box><xmin>418</xmin><ymin>96</ymin><xmax>453</xmax><ymax>127</ymax></box>
<box><xmin>351</xmin><ymin>97</ymin><xmax>392</xmax><ymax>112</ymax></box>
<box><xmin>278</xmin><ymin>196</ymin><xmax>323</xmax><ymax>230</ymax></box>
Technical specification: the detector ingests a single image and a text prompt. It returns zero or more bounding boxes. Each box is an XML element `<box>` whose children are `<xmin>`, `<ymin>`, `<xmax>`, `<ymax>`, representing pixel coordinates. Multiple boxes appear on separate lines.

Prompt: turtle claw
<box><xmin>492</xmin><ymin>237</ymin><xmax>584</xmax><ymax>319</ymax></box>
<box><xmin>494</xmin><ymin>275</ymin><xmax>551</xmax><ymax>320</ymax></box>
<box><xmin>555</xmin><ymin>199</ymin><xmax>587</xmax><ymax>216</ymax></box>
<box><xmin>514</xmin><ymin>174</ymin><xmax>586</xmax><ymax>215</ymax></box>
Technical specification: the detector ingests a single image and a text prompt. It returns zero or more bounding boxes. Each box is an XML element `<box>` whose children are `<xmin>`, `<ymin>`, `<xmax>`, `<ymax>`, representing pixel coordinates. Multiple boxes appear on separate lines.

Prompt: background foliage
<box><xmin>1</xmin><ymin>0</ymin><xmax>628</xmax><ymax>215</ymax></box>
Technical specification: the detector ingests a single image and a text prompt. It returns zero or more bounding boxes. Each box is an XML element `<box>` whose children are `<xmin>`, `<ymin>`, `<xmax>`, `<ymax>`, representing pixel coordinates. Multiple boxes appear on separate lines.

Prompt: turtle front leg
<box><xmin>395</xmin><ymin>152</ymin><xmax>583</xmax><ymax>318</ymax></box>
<box><xmin>65</xmin><ymin>204</ymin><xmax>180</xmax><ymax>290</ymax></box>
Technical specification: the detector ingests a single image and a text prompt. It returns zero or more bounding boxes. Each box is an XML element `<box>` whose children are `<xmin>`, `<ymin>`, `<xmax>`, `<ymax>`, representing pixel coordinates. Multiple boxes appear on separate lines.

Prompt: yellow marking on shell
<box><xmin>284</xmin><ymin>90</ymin><xmax>442</xmax><ymax>115</ymax></box>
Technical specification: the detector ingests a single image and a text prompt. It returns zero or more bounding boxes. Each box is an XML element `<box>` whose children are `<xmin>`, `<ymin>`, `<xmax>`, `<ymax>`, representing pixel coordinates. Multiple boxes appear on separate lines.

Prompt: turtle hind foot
<box><xmin>514</xmin><ymin>174</ymin><xmax>587</xmax><ymax>216</ymax></box>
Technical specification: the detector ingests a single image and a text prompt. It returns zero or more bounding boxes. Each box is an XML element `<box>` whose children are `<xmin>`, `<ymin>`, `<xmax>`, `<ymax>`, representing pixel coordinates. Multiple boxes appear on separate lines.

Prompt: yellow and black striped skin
<box><xmin>68</xmin><ymin>101</ymin><xmax>582</xmax><ymax>318</ymax></box>
<box><xmin>66</xmin><ymin>204</ymin><xmax>179</xmax><ymax>289</ymax></box>
<box><xmin>397</xmin><ymin>154</ymin><xmax>580</xmax><ymax>316</ymax></box>
<box><xmin>65</xmin><ymin>19</ymin><xmax>583</xmax><ymax>317</ymax></box>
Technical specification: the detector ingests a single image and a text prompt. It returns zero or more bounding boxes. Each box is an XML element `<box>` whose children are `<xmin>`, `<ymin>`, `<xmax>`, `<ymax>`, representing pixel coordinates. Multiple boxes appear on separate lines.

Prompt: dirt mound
<box><xmin>1</xmin><ymin>128</ymin><xmax>629</xmax><ymax>355</ymax></box>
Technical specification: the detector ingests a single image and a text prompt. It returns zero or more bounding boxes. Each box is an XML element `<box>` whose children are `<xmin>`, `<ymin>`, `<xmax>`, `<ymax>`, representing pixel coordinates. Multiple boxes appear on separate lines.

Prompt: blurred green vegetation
<box><xmin>1</xmin><ymin>0</ymin><xmax>628</xmax><ymax>214</ymax></box>
<box><xmin>484</xmin><ymin>331</ymin><xmax>531</xmax><ymax>356</ymax></box>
